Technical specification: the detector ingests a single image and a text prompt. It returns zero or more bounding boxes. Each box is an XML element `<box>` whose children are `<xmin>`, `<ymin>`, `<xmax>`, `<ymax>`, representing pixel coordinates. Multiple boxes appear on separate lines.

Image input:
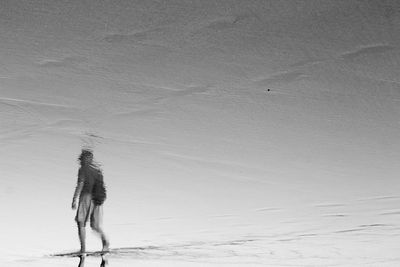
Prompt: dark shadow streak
<box><xmin>77</xmin><ymin>254</ymin><xmax>108</xmax><ymax>267</ymax></box>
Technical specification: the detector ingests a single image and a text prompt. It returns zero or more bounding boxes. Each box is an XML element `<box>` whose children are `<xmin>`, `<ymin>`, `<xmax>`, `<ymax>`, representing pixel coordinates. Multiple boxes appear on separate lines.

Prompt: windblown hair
<box><xmin>78</xmin><ymin>149</ymin><xmax>93</xmax><ymax>166</ymax></box>
<box><xmin>78</xmin><ymin>148</ymin><xmax>102</xmax><ymax>170</ymax></box>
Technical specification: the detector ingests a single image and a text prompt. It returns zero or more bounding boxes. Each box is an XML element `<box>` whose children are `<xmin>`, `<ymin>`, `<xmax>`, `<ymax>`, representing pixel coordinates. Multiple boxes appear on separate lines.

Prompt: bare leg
<box><xmin>77</xmin><ymin>222</ymin><xmax>86</xmax><ymax>253</ymax></box>
<box><xmin>91</xmin><ymin>205</ymin><xmax>109</xmax><ymax>251</ymax></box>
<box><xmin>91</xmin><ymin>223</ymin><xmax>109</xmax><ymax>251</ymax></box>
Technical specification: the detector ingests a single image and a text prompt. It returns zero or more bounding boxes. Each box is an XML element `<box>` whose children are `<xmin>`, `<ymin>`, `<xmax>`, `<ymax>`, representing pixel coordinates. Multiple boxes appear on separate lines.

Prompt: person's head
<box><xmin>79</xmin><ymin>149</ymin><xmax>93</xmax><ymax>166</ymax></box>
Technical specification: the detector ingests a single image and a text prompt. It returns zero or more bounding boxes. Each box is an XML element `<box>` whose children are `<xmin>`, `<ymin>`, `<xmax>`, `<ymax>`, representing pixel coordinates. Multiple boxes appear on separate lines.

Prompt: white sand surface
<box><xmin>1</xmin><ymin>0</ymin><xmax>400</xmax><ymax>266</ymax></box>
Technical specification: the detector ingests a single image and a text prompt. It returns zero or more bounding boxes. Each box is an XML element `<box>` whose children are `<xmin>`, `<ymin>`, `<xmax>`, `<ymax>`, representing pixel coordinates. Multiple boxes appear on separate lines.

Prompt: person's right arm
<box><xmin>72</xmin><ymin>168</ymin><xmax>84</xmax><ymax>209</ymax></box>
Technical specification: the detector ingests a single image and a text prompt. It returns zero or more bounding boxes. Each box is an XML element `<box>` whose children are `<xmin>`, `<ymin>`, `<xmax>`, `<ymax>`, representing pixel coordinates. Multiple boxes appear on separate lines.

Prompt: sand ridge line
<box><xmin>0</xmin><ymin>97</ymin><xmax>76</xmax><ymax>108</ymax></box>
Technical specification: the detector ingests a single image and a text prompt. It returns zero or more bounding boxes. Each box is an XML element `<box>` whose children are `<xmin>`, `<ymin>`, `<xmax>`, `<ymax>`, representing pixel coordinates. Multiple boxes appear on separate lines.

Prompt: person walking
<box><xmin>72</xmin><ymin>149</ymin><xmax>109</xmax><ymax>255</ymax></box>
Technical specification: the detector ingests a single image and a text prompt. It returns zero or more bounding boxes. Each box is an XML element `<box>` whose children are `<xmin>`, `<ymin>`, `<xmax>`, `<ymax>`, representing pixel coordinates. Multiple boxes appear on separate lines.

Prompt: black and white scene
<box><xmin>1</xmin><ymin>1</ymin><xmax>400</xmax><ymax>266</ymax></box>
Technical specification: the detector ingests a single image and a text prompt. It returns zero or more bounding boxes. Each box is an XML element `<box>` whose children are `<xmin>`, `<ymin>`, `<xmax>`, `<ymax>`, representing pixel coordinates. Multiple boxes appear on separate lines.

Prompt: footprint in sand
<box><xmin>102</xmin><ymin>28</ymin><xmax>167</xmax><ymax>46</ymax></box>
<box><xmin>255</xmin><ymin>71</ymin><xmax>307</xmax><ymax>87</ymax></box>
<box><xmin>205</xmin><ymin>14</ymin><xmax>251</xmax><ymax>31</ymax></box>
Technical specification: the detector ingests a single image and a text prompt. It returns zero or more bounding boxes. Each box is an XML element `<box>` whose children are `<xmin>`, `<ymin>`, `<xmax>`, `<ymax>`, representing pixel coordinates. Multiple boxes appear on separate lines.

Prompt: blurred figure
<box><xmin>72</xmin><ymin>149</ymin><xmax>110</xmax><ymax>257</ymax></box>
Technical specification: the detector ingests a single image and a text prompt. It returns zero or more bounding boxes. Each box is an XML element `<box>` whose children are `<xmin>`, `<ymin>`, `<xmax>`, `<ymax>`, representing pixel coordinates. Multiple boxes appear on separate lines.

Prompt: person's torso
<box><xmin>80</xmin><ymin>165</ymin><xmax>102</xmax><ymax>196</ymax></box>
